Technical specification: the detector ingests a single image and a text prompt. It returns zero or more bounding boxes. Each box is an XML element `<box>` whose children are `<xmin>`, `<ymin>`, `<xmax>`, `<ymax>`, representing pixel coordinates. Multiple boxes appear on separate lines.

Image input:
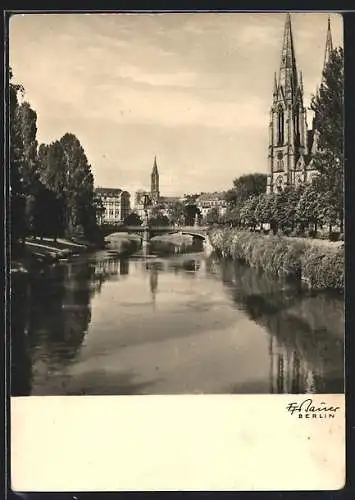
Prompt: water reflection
<box><xmin>209</xmin><ymin>257</ymin><xmax>344</xmax><ymax>394</ymax></box>
<box><xmin>149</xmin><ymin>267</ymin><xmax>159</xmax><ymax>307</ymax></box>
<box><xmin>11</xmin><ymin>246</ymin><xmax>344</xmax><ymax>396</ymax></box>
<box><xmin>11</xmin><ymin>255</ymin><xmax>129</xmax><ymax>395</ymax></box>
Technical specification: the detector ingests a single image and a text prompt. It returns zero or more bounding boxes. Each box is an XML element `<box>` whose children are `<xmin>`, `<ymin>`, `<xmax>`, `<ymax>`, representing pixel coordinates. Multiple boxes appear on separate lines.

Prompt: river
<box><xmin>11</xmin><ymin>239</ymin><xmax>344</xmax><ymax>396</ymax></box>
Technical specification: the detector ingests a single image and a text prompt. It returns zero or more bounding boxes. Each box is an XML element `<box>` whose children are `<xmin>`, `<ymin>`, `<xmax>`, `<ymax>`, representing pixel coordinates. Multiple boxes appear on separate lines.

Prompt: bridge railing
<box><xmin>119</xmin><ymin>225</ymin><xmax>209</xmax><ymax>232</ymax></box>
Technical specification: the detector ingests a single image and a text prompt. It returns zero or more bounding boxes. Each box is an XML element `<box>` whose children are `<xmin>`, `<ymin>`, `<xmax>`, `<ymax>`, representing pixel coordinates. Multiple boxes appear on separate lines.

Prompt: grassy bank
<box><xmin>209</xmin><ymin>229</ymin><xmax>344</xmax><ymax>291</ymax></box>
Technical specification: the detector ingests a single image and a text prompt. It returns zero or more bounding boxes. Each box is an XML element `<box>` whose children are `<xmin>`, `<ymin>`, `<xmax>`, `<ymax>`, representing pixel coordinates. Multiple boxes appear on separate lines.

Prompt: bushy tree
<box><xmin>124</xmin><ymin>212</ymin><xmax>143</xmax><ymax>226</ymax></box>
<box><xmin>9</xmin><ymin>69</ymin><xmax>27</xmax><ymax>248</ymax></box>
<box><xmin>184</xmin><ymin>204</ymin><xmax>200</xmax><ymax>226</ymax></box>
<box><xmin>296</xmin><ymin>184</ymin><xmax>323</xmax><ymax>234</ymax></box>
<box><xmin>39</xmin><ymin>134</ymin><xmax>97</xmax><ymax>240</ymax></box>
<box><xmin>205</xmin><ymin>207</ymin><xmax>220</xmax><ymax>225</ymax></box>
<box><xmin>226</xmin><ymin>173</ymin><xmax>267</xmax><ymax>207</ymax></box>
<box><xmin>148</xmin><ymin>213</ymin><xmax>170</xmax><ymax>227</ymax></box>
<box><xmin>167</xmin><ymin>201</ymin><xmax>185</xmax><ymax>225</ymax></box>
<box><xmin>310</xmin><ymin>47</ymin><xmax>344</xmax><ymax>232</ymax></box>
<box><xmin>240</xmin><ymin>196</ymin><xmax>258</xmax><ymax>230</ymax></box>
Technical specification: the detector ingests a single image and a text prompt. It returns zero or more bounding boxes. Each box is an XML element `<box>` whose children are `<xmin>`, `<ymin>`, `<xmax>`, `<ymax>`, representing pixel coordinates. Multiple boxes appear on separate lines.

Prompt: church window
<box><xmin>276</xmin><ymin>175</ymin><xmax>283</xmax><ymax>192</ymax></box>
<box><xmin>294</xmin><ymin>106</ymin><xmax>300</xmax><ymax>145</ymax></box>
<box><xmin>276</xmin><ymin>151</ymin><xmax>284</xmax><ymax>171</ymax></box>
<box><xmin>277</xmin><ymin>159</ymin><xmax>284</xmax><ymax>171</ymax></box>
<box><xmin>277</xmin><ymin>107</ymin><xmax>284</xmax><ymax>145</ymax></box>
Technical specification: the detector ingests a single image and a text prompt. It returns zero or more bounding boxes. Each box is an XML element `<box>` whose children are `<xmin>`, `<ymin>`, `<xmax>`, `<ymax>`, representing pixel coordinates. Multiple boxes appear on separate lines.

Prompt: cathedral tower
<box><xmin>311</xmin><ymin>17</ymin><xmax>334</xmax><ymax>156</ymax></box>
<box><xmin>151</xmin><ymin>156</ymin><xmax>160</xmax><ymax>204</ymax></box>
<box><xmin>267</xmin><ymin>14</ymin><xmax>309</xmax><ymax>193</ymax></box>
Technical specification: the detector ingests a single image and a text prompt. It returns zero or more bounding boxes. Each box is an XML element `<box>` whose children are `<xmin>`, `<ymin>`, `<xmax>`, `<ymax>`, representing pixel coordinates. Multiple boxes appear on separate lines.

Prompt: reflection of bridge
<box><xmin>110</xmin><ymin>225</ymin><xmax>209</xmax><ymax>244</ymax></box>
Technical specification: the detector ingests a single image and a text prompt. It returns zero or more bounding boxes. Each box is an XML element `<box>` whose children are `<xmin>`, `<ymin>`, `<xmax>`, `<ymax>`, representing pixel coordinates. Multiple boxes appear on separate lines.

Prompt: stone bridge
<box><xmin>108</xmin><ymin>225</ymin><xmax>209</xmax><ymax>243</ymax></box>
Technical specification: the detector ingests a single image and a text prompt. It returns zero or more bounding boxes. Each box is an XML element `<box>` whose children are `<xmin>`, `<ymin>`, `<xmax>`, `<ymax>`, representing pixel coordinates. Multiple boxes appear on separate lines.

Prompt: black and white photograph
<box><xmin>8</xmin><ymin>11</ymin><xmax>347</xmax><ymax>492</ymax></box>
<box><xmin>9</xmin><ymin>12</ymin><xmax>344</xmax><ymax>398</ymax></box>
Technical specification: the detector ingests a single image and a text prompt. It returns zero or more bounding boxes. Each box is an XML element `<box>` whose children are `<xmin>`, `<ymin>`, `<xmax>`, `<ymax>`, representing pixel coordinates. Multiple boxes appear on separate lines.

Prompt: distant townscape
<box><xmin>92</xmin><ymin>14</ymin><xmax>343</xmax><ymax>240</ymax></box>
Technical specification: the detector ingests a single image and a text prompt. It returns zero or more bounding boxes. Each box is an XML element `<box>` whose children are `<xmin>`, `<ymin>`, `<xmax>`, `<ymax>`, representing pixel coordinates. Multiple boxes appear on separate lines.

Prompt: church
<box><xmin>134</xmin><ymin>157</ymin><xmax>182</xmax><ymax>218</ymax></box>
<box><xmin>267</xmin><ymin>14</ymin><xmax>334</xmax><ymax>194</ymax></box>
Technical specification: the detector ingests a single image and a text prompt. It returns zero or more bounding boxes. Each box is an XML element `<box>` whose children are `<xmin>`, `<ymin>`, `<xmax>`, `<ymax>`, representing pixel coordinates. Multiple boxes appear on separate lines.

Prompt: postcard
<box><xmin>9</xmin><ymin>11</ymin><xmax>345</xmax><ymax>491</ymax></box>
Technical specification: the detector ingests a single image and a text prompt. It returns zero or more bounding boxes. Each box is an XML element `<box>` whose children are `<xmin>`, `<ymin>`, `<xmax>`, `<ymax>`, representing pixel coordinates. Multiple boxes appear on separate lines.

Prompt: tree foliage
<box><xmin>9</xmin><ymin>68</ymin><xmax>101</xmax><ymax>248</ymax></box>
<box><xmin>310</xmin><ymin>47</ymin><xmax>344</xmax><ymax>231</ymax></box>
<box><xmin>124</xmin><ymin>212</ymin><xmax>143</xmax><ymax>226</ymax></box>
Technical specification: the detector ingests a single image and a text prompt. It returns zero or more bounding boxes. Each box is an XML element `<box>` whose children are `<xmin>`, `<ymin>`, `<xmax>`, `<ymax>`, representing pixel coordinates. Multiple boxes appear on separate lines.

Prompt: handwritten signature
<box><xmin>286</xmin><ymin>399</ymin><xmax>340</xmax><ymax>418</ymax></box>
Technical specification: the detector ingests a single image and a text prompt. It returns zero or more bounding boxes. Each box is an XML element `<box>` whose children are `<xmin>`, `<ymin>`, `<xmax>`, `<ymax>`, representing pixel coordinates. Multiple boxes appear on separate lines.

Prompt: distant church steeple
<box><xmin>151</xmin><ymin>156</ymin><xmax>160</xmax><ymax>204</ymax></box>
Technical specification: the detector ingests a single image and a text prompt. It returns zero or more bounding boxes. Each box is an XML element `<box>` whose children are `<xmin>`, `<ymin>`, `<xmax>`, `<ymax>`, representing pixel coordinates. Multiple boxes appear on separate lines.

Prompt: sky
<box><xmin>9</xmin><ymin>12</ymin><xmax>343</xmax><ymax>197</ymax></box>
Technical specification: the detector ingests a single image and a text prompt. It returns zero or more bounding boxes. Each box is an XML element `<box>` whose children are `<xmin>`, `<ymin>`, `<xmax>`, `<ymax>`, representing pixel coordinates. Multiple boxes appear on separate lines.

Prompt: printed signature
<box><xmin>286</xmin><ymin>399</ymin><xmax>340</xmax><ymax>419</ymax></box>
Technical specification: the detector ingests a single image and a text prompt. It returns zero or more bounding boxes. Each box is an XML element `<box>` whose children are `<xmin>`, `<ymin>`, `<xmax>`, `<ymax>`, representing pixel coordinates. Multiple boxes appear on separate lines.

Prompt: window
<box><xmin>277</xmin><ymin>107</ymin><xmax>284</xmax><ymax>145</ymax></box>
<box><xmin>276</xmin><ymin>176</ymin><xmax>283</xmax><ymax>192</ymax></box>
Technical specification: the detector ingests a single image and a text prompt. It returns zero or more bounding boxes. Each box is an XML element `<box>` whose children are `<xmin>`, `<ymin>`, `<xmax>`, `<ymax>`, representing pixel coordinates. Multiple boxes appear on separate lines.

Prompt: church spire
<box><xmin>299</xmin><ymin>70</ymin><xmax>303</xmax><ymax>93</ymax></box>
<box><xmin>273</xmin><ymin>72</ymin><xmax>278</xmax><ymax>96</ymax></box>
<box><xmin>152</xmin><ymin>155</ymin><xmax>158</xmax><ymax>174</ymax></box>
<box><xmin>151</xmin><ymin>155</ymin><xmax>160</xmax><ymax>204</ymax></box>
<box><xmin>278</xmin><ymin>13</ymin><xmax>298</xmax><ymax>102</ymax></box>
<box><xmin>323</xmin><ymin>16</ymin><xmax>333</xmax><ymax>76</ymax></box>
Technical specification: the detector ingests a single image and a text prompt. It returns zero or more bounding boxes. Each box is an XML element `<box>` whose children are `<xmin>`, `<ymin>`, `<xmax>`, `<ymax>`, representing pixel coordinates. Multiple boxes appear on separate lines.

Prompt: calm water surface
<box><xmin>12</xmin><ymin>241</ymin><xmax>344</xmax><ymax>395</ymax></box>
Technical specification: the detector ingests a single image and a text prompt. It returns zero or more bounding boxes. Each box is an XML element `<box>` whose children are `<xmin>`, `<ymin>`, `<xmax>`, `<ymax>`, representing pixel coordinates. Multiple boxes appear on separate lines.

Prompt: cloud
<box><xmin>9</xmin><ymin>12</ymin><xmax>343</xmax><ymax>197</ymax></box>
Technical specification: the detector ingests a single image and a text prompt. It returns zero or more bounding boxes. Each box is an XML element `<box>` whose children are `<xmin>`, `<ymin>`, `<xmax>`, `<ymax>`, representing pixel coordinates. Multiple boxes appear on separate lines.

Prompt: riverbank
<box><xmin>209</xmin><ymin>228</ymin><xmax>344</xmax><ymax>291</ymax></box>
<box><xmin>10</xmin><ymin>236</ymin><xmax>102</xmax><ymax>277</ymax></box>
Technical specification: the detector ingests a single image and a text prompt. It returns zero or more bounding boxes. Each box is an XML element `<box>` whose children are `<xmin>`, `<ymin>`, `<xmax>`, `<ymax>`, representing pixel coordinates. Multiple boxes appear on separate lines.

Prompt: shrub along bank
<box><xmin>209</xmin><ymin>229</ymin><xmax>344</xmax><ymax>291</ymax></box>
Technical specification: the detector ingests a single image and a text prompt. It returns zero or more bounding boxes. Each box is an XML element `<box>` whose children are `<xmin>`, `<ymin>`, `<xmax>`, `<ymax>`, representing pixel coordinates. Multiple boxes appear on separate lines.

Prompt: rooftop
<box><xmin>96</xmin><ymin>187</ymin><xmax>129</xmax><ymax>196</ymax></box>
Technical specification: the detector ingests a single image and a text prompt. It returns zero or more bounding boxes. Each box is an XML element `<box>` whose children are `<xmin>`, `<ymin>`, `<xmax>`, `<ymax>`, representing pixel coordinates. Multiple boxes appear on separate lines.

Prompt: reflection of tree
<box><xmin>11</xmin><ymin>277</ymin><xmax>32</xmax><ymax>396</ymax></box>
<box><xmin>119</xmin><ymin>259</ymin><xmax>129</xmax><ymax>275</ymax></box>
<box><xmin>213</xmin><ymin>258</ymin><xmax>344</xmax><ymax>394</ymax></box>
<box><xmin>12</xmin><ymin>255</ymin><xmax>133</xmax><ymax>394</ymax></box>
<box><xmin>27</xmin><ymin>262</ymin><xmax>92</xmax><ymax>369</ymax></box>
<box><xmin>149</xmin><ymin>267</ymin><xmax>159</xmax><ymax>306</ymax></box>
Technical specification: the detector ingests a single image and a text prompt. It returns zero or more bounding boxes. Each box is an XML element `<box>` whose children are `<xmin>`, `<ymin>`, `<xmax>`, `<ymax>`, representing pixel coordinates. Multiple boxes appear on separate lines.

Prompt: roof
<box><xmin>96</xmin><ymin>187</ymin><xmax>129</xmax><ymax>196</ymax></box>
<box><xmin>160</xmin><ymin>196</ymin><xmax>182</xmax><ymax>204</ymax></box>
<box><xmin>197</xmin><ymin>192</ymin><xmax>226</xmax><ymax>202</ymax></box>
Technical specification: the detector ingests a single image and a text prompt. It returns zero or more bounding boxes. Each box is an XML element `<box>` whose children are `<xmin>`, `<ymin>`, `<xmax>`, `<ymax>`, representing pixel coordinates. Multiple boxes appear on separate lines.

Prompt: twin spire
<box><xmin>323</xmin><ymin>16</ymin><xmax>333</xmax><ymax>77</ymax></box>
<box><xmin>274</xmin><ymin>13</ymin><xmax>334</xmax><ymax>101</ymax></box>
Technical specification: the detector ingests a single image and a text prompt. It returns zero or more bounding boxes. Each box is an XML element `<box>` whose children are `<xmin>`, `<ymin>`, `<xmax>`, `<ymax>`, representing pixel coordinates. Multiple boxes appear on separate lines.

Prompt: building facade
<box><xmin>196</xmin><ymin>192</ymin><xmax>228</xmax><ymax>218</ymax></box>
<box><xmin>267</xmin><ymin>14</ymin><xmax>333</xmax><ymax>194</ymax></box>
<box><xmin>134</xmin><ymin>189</ymin><xmax>150</xmax><ymax>219</ymax></box>
<box><xmin>95</xmin><ymin>187</ymin><xmax>130</xmax><ymax>225</ymax></box>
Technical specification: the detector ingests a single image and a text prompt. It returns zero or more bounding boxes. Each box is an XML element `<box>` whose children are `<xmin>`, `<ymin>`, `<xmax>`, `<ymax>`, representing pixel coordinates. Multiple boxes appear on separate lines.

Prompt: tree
<box><xmin>205</xmin><ymin>207</ymin><xmax>220</xmax><ymax>225</ymax></box>
<box><xmin>184</xmin><ymin>204</ymin><xmax>200</xmax><ymax>226</ymax></box>
<box><xmin>93</xmin><ymin>194</ymin><xmax>105</xmax><ymax>225</ymax></box>
<box><xmin>232</xmin><ymin>173</ymin><xmax>267</xmax><ymax>203</ymax></box>
<box><xmin>9</xmin><ymin>68</ymin><xmax>27</xmax><ymax>249</ymax></box>
<box><xmin>272</xmin><ymin>185</ymin><xmax>304</xmax><ymax>234</ymax></box>
<box><xmin>17</xmin><ymin>101</ymin><xmax>39</xmax><ymax>189</ymax></box>
<box><xmin>167</xmin><ymin>201</ymin><xmax>185</xmax><ymax>225</ymax></box>
<box><xmin>239</xmin><ymin>196</ymin><xmax>259</xmax><ymax>230</ymax></box>
<box><xmin>296</xmin><ymin>184</ymin><xmax>323</xmax><ymax>234</ymax></box>
<box><xmin>224</xmin><ymin>188</ymin><xmax>238</xmax><ymax>206</ymax></box>
<box><xmin>38</xmin><ymin>141</ymin><xmax>66</xmax><ymax>237</ymax></box>
<box><xmin>310</xmin><ymin>47</ymin><xmax>344</xmax><ymax>232</ymax></box>
<box><xmin>148</xmin><ymin>213</ymin><xmax>170</xmax><ymax>227</ymax></box>
<box><xmin>124</xmin><ymin>213</ymin><xmax>143</xmax><ymax>226</ymax></box>
<box><xmin>60</xmin><ymin>133</ymin><xmax>96</xmax><ymax>238</ymax></box>
<box><xmin>222</xmin><ymin>206</ymin><xmax>241</xmax><ymax>227</ymax></box>
<box><xmin>39</xmin><ymin>134</ymin><xmax>98</xmax><ymax>240</ymax></box>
